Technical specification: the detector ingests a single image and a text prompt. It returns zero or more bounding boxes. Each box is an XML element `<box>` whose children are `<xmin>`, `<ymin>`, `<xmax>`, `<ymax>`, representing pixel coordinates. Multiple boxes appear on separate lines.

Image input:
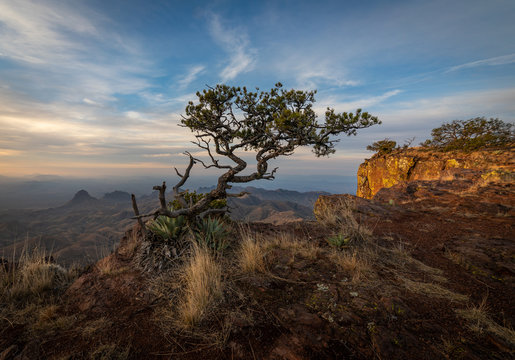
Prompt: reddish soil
<box><xmin>1</xmin><ymin>178</ymin><xmax>513</xmax><ymax>359</ymax></box>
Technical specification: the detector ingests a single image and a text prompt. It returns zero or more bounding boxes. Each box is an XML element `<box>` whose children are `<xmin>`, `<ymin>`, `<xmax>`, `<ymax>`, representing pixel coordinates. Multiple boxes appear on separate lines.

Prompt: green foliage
<box><xmin>327</xmin><ymin>233</ymin><xmax>351</xmax><ymax>248</ymax></box>
<box><xmin>183</xmin><ymin>83</ymin><xmax>380</xmax><ymax>158</ymax></box>
<box><xmin>421</xmin><ymin>117</ymin><xmax>514</xmax><ymax>151</ymax></box>
<box><xmin>193</xmin><ymin>217</ymin><xmax>229</xmax><ymax>252</ymax></box>
<box><xmin>147</xmin><ymin>215</ymin><xmax>188</xmax><ymax>243</ymax></box>
<box><xmin>170</xmin><ymin>190</ymin><xmax>227</xmax><ymax>211</ymax></box>
<box><xmin>366</xmin><ymin>138</ymin><xmax>397</xmax><ymax>154</ymax></box>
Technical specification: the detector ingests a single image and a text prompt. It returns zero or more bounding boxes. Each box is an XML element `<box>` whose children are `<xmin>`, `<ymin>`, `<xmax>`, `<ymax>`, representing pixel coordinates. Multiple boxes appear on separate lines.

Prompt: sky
<box><xmin>0</xmin><ymin>0</ymin><xmax>514</xmax><ymax>191</ymax></box>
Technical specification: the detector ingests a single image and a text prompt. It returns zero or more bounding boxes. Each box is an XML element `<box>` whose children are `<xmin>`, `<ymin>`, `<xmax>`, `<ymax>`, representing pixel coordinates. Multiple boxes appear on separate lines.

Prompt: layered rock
<box><xmin>356</xmin><ymin>147</ymin><xmax>514</xmax><ymax>199</ymax></box>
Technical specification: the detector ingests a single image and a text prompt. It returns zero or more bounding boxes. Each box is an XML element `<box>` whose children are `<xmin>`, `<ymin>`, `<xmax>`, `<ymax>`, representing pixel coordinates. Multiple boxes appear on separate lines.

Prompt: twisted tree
<box><xmin>132</xmin><ymin>83</ymin><xmax>380</xmax><ymax>224</ymax></box>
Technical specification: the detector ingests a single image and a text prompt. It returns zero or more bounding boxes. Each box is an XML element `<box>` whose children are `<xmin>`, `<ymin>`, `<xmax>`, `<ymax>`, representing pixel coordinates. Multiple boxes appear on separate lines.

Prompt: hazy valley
<box><xmin>0</xmin><ymin>186</ymin><xmax>329</xmax><ymax>265</ymax></box>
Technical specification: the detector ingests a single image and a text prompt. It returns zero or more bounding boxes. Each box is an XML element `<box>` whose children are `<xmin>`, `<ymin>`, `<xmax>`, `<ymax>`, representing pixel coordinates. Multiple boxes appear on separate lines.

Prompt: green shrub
<box><xmin>147</xmin><ymin>215</ymin><xmax>188</xmax><ymax>243</ymax></box>
<box><xmin>193</xmin><ymin>217</ymin><xmax>229</xmax><ymax>252</ymax></box>
<box><xmin>327</xmin><ymin>233</ymin><xmax>351</xmax><ymax>248</ymax></box>
<box><xmin>366</xmin><ymin>138</ymin><xmax>397</xmax><ymax>154</ymax></box>
<box><xmin>421</xmin><ymin>117</ymin><xmax>514</xmax><ymax>151</ymax></box>
<box><xmin>170</xmin><ymin>190</ymin><xmax>227</xmax><ymax>211</ymax></box>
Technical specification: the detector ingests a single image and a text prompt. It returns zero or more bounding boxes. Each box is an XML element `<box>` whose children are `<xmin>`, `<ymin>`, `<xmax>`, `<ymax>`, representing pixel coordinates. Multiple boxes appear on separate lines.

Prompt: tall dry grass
<box><xmin>177</xmin><ymin>245</ymin><xmax>223</xmax><ymax>328</ymax></box>
<box><xmin>315</xmin><ymin>196</ymin><xmax>371</xmax><ymax>245</ymax></box>
<box><xmin>1</xmin><ymin>245</ymin><xmax>74</xmax><ymax>301</ymax></box>
<box><xmin>238</xmin><ymin>228</ymin><xmax>266</xmax><ymax>273</ymax></box>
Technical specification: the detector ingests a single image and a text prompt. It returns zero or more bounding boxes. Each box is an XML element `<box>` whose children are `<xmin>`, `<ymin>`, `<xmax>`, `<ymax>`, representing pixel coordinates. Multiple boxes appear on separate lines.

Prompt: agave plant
<box><xmin>193</xmin><ymin>217</ymin><xmax>229</xmax><ymax>252</ymax></box>
<box><xmin>147</xmin><ymin>215</ymin><xmax>188</xmax><ymax>243</ymax></box>
<box><xmin>327</xmin><ymin>233</ymin><xmax>351</xmax><ymax>248</ymax></box>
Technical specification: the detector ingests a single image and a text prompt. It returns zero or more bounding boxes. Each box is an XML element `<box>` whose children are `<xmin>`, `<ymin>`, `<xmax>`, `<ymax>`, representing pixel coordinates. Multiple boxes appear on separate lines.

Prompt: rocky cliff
<box><xmin>356</xmin><ymin>147</ymin><xmax>514</xmax><ymax>199</ymax></box>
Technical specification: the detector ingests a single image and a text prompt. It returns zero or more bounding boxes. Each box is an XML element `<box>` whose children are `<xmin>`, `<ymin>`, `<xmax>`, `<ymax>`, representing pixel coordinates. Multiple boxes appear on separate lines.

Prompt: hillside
<box><xmin>1</xmin><ymin>148</ymin><xmax>514</xmax><ymax>359</ymax></box>
<box><xmin>0</xmin><ymin>187</ymin><xmax>325</xmax><ymax>265</ymax></box>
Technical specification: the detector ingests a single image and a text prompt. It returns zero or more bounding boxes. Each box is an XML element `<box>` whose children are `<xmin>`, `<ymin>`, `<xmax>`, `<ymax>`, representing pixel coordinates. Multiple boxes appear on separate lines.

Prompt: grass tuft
<box><xmin>238</xmin><ymin>229</ymin><xmax>266</xmax><ymax>273</ymax></box>
<box><xmin>456</xmin><ymin>297</ymin><xmax>515</xmax><ymax>346</ymax></box>
<box><xmin>177</xmin><ymin>245</ymin><xmax>223</xmax><ymax>328</ymax></box>
<box><xmin>315</xmin><ymin>196</ymin><xmax>372</xmax><ymax>246</ymax></box>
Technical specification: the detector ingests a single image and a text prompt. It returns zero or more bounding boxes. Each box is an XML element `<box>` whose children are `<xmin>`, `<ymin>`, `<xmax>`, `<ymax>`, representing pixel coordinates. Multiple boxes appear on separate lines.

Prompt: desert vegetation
<box><xmin>1</xmin><ymin>92</ymin><xmax>513</xmax><ymax>358</ymax></box>
<box><xmin>131</xmin><ymin>83</ymin><xmax>379</xmax><ymax>224</ymax></box>
<box><xmin>421</xmin><ymin>117</ymin><xmax>514</xmax><ymax>151</ymax></box>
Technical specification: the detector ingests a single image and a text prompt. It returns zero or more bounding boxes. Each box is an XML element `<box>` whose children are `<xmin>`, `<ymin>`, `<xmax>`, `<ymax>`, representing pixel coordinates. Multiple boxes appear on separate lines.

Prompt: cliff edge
<box><xmin>357</xmin><ymin>146</ymin><xmax>514</xmax><ymax>199</ymax></box>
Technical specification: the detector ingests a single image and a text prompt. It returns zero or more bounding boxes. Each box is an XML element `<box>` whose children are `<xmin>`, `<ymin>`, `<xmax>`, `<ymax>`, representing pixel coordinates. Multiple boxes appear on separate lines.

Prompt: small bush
<box><xmin>170</xmin><ymin>190</ymin><xmax>227</xmax><ymax>211</ymax></box>
<box><xmin>147</xmin><ymin>214</ymin><xmax>188</xmax><ymax>243</ymax></box>
<box><xmin>326</xmin><ymin>233</ymin><xmax>350</xmax><ymax>248</ymax></box>
<box><xmin>421</xmin><ymin>117</ymin><xmax>514</xmax><ymax>151</ymax></box>
<box><xmin>366</xmin><ymin>138</ymin><xmax>397</xmax><ymax>154</ymax></box>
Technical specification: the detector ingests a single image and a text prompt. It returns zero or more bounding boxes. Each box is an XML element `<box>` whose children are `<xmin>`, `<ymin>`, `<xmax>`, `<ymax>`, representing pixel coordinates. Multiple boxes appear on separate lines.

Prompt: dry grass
<box><xmin>117</xmin><ymin>229</ymin><xmax>141</xmax><ymax>258</ymax></box>
<box><xmin>37</xmin><ymin>304</ymin><xmax>59</xmax><ymax>323</ymax></box>
<box><xmin>315</xmin><ymin>196</ymin><xmax>372</xmax><ymax>245</ymax></box>
<box><xmin>177</xmin><ymin>245</ymin><xmax>223</xmax><ymax>328</ymax></box>
<box><xmin>89</xmin><ymin>343</ymin><xmax>130</xmax><ymax>360</ymax></box>
<box><xmin>238</xmin><ymin>229</ymin><xmax>266</xmax><ymax>273</ymax></box>
<box><xmin>456</xmin><ymin>297</ymin><xmax>515</xmax><ymax>346</ymax></box>
<box><xmin>1</xmin><ymin>246</ymin><xmax>74</xmax><ymax>301</ymax></box>
<box><xmin>400</xmin><ymin>277</ymin><xmax>468</xmax><ymax>302</ymax></box>
<box><xmin>266</xmin><ymin>232</ymin><xmax>322</xmax><ymax>261</ymax></box>
<box><xmin>329</xmin><ymin>250</ymin><xmax>373</xmax><ymax>284</ymax></box>
<box><xmin>82</xmin><ymin>317</ymin><xmax>113</xmax><ymax>339</ymax></box>
<box><xmin>95</xmin><ymin>256</ymin><xmax>129</xmax><ymax>276</ymax></box>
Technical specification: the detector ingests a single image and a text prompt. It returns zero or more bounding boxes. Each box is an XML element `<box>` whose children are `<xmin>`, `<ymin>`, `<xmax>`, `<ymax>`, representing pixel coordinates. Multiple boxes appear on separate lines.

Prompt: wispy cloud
<box><xmin>208</xmin><ymin>14</ymin><xmax>256</xmax><ymax>81</ymax></box>
<box><xmin>446</xmin><ymin>54</ymin><xmax>515</xmax><ymax>72</ymax></box>
<box><xmin>177</xmin><ymin>65</ymin><xmax>205</xmax><ymax>89</ymax></box>
<box><xmin>0</xmin><ymin>1</ymin><xmax>151</xmax><ymax>105</ymax></box>
<box><xmin>0</xmin><ymin>0</ymin><xmax>100</xmax><ymax>64</ymax></box>
<box><xmin>291</xmin><ymin>60</ymin><xmax>359</xmax><ymax>90</ymax></box>
<box><xmin>316</xmin><ymin>90</ymin><xmax>402</xmax><ymax>114</ymax></box>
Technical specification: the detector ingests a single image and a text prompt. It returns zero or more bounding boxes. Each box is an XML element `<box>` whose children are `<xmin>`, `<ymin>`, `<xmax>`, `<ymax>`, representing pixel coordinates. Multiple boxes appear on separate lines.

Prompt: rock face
<box><xmin>357</xmin><ymin>147</ymin><xmax>514</xmax><ymax>199</ymax></box>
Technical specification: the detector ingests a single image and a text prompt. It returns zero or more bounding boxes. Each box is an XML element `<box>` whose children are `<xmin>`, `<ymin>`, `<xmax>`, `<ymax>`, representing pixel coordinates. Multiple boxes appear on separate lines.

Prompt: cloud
<box><xmin>178</xmin><ymin>65</ymin><xmax>205</xmax><ymax>89</ymax></box>
<box><xmin>291</xmin><ymin>60</ymin><xmax>359</xmax><ymax>90</ymax></box>
<box><xmin>208</xmin><ymin>14</ymin><xmax>256</xmax><ymax>81</ymax></box>
<box><xmin>0</xmin><ymin>0</ymin><xmax>100</xmax><ymax>64</ymax></box>
<box><xmin>446</xmin><ymin>53</ymin><xmax>515</xmax><ymax>72</ymax></box>
<box><xmin>315</xmin><ymin>89</ymin><xmax>402</xmax><ymax>114</ymax></box>
<box><xmin>0</xmin><ymin>1</ymin><xmax>152</xmax><ymax>105</ymax></box>
<box><xmin>361</xmin><ymin>87</ymin><xmax>515</xmax><ymax>143</ymax></box>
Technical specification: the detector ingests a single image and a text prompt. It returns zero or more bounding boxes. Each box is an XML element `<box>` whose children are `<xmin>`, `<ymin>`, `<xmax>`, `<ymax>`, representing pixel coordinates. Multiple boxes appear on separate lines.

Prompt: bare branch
<box><xmin>198</xmin><ymin>207</ymin><xmax>228</xmax><ymax>218</ymax></box>
<box><xmin>152</xmin><ymin>181</ymin><xmax>167</xmax><ymax>210</ymax></box>
<box><xmin>131</xmin><ymin>194</ymin><xmax>146</xmax><ymax>234</ymax></box>
<box><xmin>226</xmin><ymin>191</ymin><xmax>249</xmax><ymax>197</ymax></box>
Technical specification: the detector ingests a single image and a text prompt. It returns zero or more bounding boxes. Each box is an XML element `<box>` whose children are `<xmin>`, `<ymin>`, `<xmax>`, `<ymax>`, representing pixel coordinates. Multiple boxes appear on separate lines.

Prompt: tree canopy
<box><xmin>421</xmin><ymin>117</ymin><xmax>514</xmax><ymax>151</ymax></box>
<box><xmin>132</xmin><ymin>83</ymin><xmax>380</xmax><ymax>222</ymax></box>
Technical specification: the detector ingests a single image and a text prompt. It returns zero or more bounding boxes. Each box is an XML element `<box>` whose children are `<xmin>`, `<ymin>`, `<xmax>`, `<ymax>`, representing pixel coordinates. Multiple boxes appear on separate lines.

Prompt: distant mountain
<box><xmin>198</xmin><ymin>186</ymin><xmax>330</xmax><ymax>207</ymax></box>
<box><xmin>65</xmin><ymin>190</ymin><xmax>98</xmax><ymax>207</ymax></box>
<box><xmin>102</xmin><ymin>191</ymin><xmax>131</xmax><ymax>203</ymax></box>
<box><xmin>0</xmin><ymin>186</ymin><xmax>325</xmax><ymax>264</ymax></box>
<box><xmin>228</xmin><ymin>194</ymin><xmax>314</xmax><ymax>223</ymax></box>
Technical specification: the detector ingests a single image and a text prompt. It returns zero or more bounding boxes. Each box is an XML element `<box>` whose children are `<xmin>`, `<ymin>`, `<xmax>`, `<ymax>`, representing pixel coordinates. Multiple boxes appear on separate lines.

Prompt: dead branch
<box><xmin>152</xmin><ymin>181</ymin><xmax>167</xmax><ymax>211</ymax></box>
<box><xmin>131</xmin><ymin>194</ymin><xmax>146</xmax><ymax>235</ymax></box>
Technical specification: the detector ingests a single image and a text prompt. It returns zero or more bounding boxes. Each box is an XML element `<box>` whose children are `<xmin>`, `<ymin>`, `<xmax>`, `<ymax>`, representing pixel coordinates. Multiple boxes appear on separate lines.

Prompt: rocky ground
<box><xmin>1</xmin><ymin>171</ymin><xmax>513</xmax><ymax>359</ymax></box>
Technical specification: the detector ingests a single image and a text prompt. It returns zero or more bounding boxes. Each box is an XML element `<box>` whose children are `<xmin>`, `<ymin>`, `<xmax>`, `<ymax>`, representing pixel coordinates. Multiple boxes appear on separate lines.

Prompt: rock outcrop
<box><xmin>357</xmin><ymin>147</ymin><xmax>514</xmax><ymax>199</ymax></box>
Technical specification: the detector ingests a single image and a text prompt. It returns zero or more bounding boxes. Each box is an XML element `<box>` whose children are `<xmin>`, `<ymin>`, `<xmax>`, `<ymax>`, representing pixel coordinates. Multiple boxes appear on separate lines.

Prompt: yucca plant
<box><xmin>147</xmin><ymin>215</ymin><xmax>188</xmax><ymax>243</ymax></box>
<box><xmin>193</xmin><ymin>217</ymin><xmax>229</xmax><ymax>252</ymax></box>
<box><xmin>327</xmin><ymin>233</ymin><xmax>351</xmax><ymax>248</ymax></box>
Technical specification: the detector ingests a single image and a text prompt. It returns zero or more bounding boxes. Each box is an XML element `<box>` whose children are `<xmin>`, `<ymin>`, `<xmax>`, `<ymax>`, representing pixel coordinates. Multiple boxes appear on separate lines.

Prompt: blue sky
<box><xmin>0</xmin><ymin>0</ymin><xmax>514</xmax><ymax>189</ymax></box>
